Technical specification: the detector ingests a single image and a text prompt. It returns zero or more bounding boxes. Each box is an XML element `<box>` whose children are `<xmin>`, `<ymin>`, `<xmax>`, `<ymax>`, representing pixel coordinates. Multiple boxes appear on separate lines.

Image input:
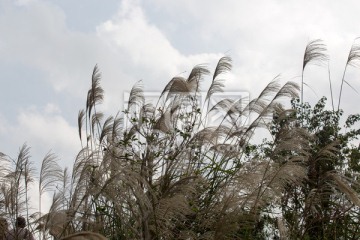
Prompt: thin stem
<box><xmin>337</xmin><ymin>65</ymin><xmax>348</xmax><ymax>111</ymax></box>
<box><xmin>301</xmin><ymin>70</ymin><xmax>304</xmax><ymax>106</ymax></box>
<box><xmin>328</xmin><ymin>63</ymin><xmax>335</xmax><ymax>112</ymax></box>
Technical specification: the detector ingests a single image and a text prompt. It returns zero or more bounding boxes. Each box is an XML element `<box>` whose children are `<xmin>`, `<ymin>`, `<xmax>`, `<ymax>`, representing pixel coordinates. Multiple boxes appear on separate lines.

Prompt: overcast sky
<box><xmin>1</xmin><ymin>0</ymin><xmax>360</xmax><ymax>172</ymax></box>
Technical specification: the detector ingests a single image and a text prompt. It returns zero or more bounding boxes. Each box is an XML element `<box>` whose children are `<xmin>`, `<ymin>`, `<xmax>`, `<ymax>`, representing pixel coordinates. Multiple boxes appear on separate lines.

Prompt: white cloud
<box><xmin>0</xmin><ymin>1</ymin><xmax>101</xmax><ymax>96</ymax></box>
<box><xmin>0</xmin><ymin>115</ymin><xmax>9</xmax><ymax>135</ymax></box>
<box><xmin>15</xmin><ymin>107</ymin><xmax>80</xmax><ymax>165</ymax></box>
<box><xmin>44</xmin><ymin>103</ymin><xmax>61</xmax><ymax>115</ymax></box>
<box><xmin>27</xmin><ymin>180</ymin><xmax>53</xmax><ymax>214</ymax></box>
<box><xmin>14</xmin><ymin>0</ymin><xmax>38</xmax><ymax>6</ymax></box>
<box><xmin>147</xmin><ymin>0</ymin><xmax>360</xmax><ymax>102</ymax></box>
<box><xmin>97</xmin><ymin>0</ymin><xmax>214</xmax><ymax>69</ymax></box>
<box><xmin>0</xmin><ymin>0</ymin><xmax>225</xmax><ymax>117</ymax></box>
<box><xmin>96</xmin><ymin>0</ymin><xmax>225</xmax><ymax>113</ymax></box>
<box><xmin>2</xmin><ymin>0</ymin><xmax>360</xmax><ymax>102</ymax></box>
<box><xmin>0</xmin><ymin>105</ymin><xmax>80</xmax><ymax>170</ymax></box>
<box><xmin>98</xmin><ymin>0</ymin><xmax>182</xmax><ymax>72</ymax></box>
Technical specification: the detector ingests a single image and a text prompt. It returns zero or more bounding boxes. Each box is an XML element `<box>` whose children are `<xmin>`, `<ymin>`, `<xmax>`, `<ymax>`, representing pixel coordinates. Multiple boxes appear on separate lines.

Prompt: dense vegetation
<box><xmin>1</xmin><ymin>40</ymin><xmax>360</xmax><ymax>239</ymax></box>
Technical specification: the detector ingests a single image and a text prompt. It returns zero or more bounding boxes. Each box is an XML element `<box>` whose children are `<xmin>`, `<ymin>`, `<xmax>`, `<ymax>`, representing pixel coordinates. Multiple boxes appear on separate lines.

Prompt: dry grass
<box><xmin>0</xmin><ymin>48</ymin><xmax>360</xmax><ymax>239</ymax></box>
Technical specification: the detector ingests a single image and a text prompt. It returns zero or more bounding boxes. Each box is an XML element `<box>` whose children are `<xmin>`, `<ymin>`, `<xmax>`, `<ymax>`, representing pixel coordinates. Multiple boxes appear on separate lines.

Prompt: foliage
<box><xmin>261</xmin><ymin>97</ymin><xmax>360</xmax><ymax>239</ymax></box>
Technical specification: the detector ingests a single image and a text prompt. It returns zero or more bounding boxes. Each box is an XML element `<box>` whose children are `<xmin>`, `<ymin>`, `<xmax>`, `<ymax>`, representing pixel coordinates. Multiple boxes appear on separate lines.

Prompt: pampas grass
<box><xmin>1</xmin><ymin>43</ymin><xmax>360</xmax><ymax>239</ymax></box>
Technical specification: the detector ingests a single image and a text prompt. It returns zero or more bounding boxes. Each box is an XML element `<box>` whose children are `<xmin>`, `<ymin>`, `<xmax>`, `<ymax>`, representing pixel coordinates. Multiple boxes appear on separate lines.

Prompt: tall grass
<box><xmin>0</xmin><ymin>41</ymin><xmax>360</xmax><ymax>239</ymax></box>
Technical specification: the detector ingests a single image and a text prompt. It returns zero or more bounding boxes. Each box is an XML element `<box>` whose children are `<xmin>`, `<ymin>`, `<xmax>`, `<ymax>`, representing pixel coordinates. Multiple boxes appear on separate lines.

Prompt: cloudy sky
<box><xmin>1</xmin><ymin>0</ymin><xmax>360</xmax><ymax>172</ymax></box>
